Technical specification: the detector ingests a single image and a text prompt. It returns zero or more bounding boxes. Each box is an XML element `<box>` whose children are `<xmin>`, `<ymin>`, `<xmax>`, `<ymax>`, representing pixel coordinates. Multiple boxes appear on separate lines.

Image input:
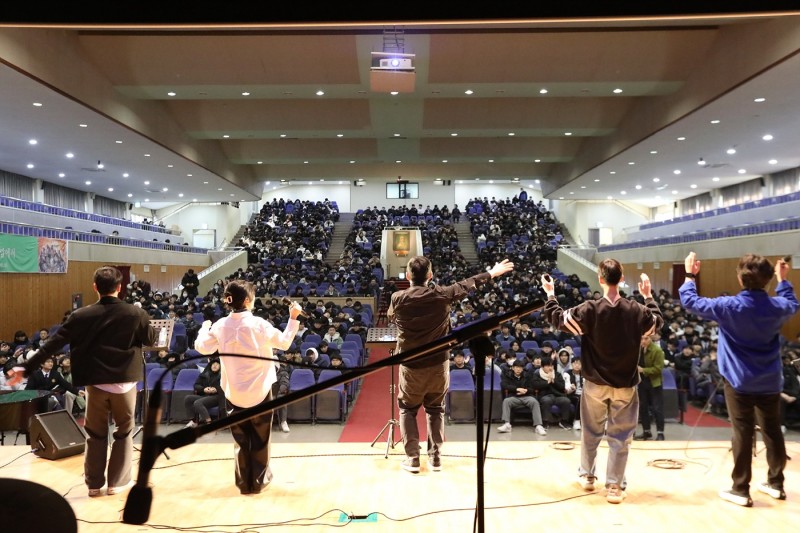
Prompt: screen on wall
<box><xmin>386</xmin><ymin>182</ymin><xmax>419</xmax><ymax>199</ymax></box>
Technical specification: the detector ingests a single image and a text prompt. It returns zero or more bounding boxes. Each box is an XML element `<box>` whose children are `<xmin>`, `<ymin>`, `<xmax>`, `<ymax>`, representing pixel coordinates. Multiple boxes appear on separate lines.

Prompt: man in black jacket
<box><xmin>181</xmin><ymin>268</ymin><xmax>200</xmax><ymax>300</ymax></box>
<box><xmin>19</xmin><ymin>266</ymin><xmax>157</xmax><ymax>497</ymax></box>
<box><xmin>497</xmin><ymin>359</ymin><xmax>547</xmax><ymax>435</ymax></box>
<box><xmin>25</xmin><ymin>356</ymin><xmax>84</xmax><ymax>412</ymax></box>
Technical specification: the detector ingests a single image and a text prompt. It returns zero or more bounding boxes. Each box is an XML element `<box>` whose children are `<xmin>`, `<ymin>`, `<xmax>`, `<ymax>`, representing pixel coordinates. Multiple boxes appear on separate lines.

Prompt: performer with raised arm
<box><xmin>541</xmin><ymin>259</ymin><xmax>663</xmax><ymax>504</ymax></box>
<box><xmin>195</xmin><ymin>279</ymin><xmax>303</xmax><ymax>495</ymax></box>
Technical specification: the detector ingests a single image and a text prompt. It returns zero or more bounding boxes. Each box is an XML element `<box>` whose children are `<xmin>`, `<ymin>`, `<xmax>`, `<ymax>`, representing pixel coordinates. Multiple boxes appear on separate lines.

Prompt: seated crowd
<box><xmin>3</xmin><ymin>192</ymin><xmax>799</xmax><ymax>435</ymax></box>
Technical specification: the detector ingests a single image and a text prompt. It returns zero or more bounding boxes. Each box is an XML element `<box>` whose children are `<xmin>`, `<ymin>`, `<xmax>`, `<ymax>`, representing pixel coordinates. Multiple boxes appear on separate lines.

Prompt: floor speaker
<box><xmin>28</xmin><ymin>410</ymin><xmax>87</xmax><ymax>460</ymax></box>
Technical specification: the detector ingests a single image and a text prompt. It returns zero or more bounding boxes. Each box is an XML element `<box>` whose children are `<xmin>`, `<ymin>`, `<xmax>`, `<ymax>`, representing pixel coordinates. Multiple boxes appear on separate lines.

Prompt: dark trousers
<box><xmin>228</xmin><ymin>391</ymin><xmax>274</xmax><ymax>494</ymax></box>
<box><xmin>638</xmin><ymin>379</ymin><xmax>664</xmax><ymax>433</ymax></box>
<box><xmin>724</xmin><ymin>381</ymin><xmax>786</xmax><ymax>495</ymax></box>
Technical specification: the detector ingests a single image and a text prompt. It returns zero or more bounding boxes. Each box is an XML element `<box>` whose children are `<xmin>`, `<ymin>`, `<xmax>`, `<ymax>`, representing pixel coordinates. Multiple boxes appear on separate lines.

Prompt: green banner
<box><xmin>0</xmin><ymin>234</ymin><xmax>68</xmax><ymax>273</ymax></box>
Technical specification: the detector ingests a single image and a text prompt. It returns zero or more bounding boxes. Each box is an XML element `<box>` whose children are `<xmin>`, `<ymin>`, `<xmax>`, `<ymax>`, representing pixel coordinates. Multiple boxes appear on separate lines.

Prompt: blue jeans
<box><xmin>579</xmin><ymin>380</ymin><xmax>639</xmax><ymax>489</ymax></box>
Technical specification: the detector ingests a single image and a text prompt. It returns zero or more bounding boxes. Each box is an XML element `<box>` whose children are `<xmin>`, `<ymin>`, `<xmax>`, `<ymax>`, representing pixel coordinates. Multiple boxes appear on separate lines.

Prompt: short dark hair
<box><xmin>223</xmin><ymin>280</ymin><xmax>255</xmax><ymax>309</ymax></box>
<box><xmin>406</xmin><ymin>256</ymin><xmax>432</xmax><ymax>286</ymax></box>
<box><xmin>737</xmin><ymin>254</ymin><xmax>774</xmax><ymax>290</ymax></box>
<box><xmin>598</xmin><ymin>258</ymin><xmax>623</xmax><ymax>286</ymax></box>
<box><xmin>94</xmin><ymin>266</ymin><xmax>123</xmax><ymax>295</ymax></box>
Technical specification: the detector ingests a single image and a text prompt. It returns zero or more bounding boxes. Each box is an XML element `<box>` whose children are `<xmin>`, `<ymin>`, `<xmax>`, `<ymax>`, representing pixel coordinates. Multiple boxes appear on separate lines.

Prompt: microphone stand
<box><xmin>123</xmin><ymin>300</ymin><xmax>545</xmax><ymax>527</ymax></box>
<box><xmin>370</xmin><ymin>349</ymin><xmax>399</xmax><ymax>458</ymax></box>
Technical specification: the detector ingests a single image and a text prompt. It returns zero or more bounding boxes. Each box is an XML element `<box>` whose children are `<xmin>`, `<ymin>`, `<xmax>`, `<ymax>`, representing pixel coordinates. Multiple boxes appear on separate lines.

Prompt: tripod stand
<box><xmin>370</xmin><ymin>350</ymin><xmax>400</xmax><ymax>458</ymax></box>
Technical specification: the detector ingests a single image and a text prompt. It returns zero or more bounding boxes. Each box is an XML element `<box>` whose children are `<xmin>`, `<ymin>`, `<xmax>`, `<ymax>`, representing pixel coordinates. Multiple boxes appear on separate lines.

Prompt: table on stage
<box><xmin>0</xmin><ymin>390</ymin><xmax>53</xmax><ymax>445</ymax></box>
<box><xmin>366</xmin><ymin>325</ymin><xmax>397</xmax><ymax>345</ymax></box>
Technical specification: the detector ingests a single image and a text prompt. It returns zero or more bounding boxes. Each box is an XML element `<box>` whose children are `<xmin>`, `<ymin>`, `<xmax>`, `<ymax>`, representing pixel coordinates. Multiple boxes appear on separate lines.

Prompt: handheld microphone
<box><xmin>782</xmin><ymin>255</ymin><xmax>791</xmax><ymax>263</ymax></box>
<box><xmin>281</xmin><ymin>297</ymin><xmax>309</xmax><ymax>318</ymax></box>
<box><xmin>123</xmin><ymin>380</ymin><xmax>163</xmax><ymax>525</ymax></box>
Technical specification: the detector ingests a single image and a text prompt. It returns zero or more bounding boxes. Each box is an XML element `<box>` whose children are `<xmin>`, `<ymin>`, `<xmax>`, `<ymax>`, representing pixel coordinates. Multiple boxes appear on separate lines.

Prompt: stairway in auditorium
<box><xmin>324</xmin><ymin>212</ymin><xmax>354</xmax><ymax>265</ymax></box>
<box><xmin>454</xmin><ymin>221</ymin><xmax>478</xmax><ymax>265</ymax></box>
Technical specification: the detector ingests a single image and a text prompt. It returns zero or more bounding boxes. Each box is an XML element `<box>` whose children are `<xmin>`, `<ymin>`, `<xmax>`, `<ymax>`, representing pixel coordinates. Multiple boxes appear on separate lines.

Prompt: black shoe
<box><xmin>633</xmin><ymin>431</ymin><xmax>652</xmax><ymax>441</ymax></box>
<box><xmin>401</xmin><ymin>457</ymin><xmax>420</xmax><ymax>473</ymax></box>
<box><xmin>656</xmin><ymin>432</ymin><xmax>665</xmax><ymax>441</ymax></box>
<box><xmin>430</xmin><ymin>456</ymin><xmax>442</xmax><ymax>472</ymax></box>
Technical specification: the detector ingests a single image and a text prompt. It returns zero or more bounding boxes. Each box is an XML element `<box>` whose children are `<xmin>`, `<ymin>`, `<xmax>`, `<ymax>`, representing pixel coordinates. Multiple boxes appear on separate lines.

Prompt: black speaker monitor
<box><xmin>29</xmin><ymin>410</ymin><xmax>87</xmax><ymax>460</ymax></box>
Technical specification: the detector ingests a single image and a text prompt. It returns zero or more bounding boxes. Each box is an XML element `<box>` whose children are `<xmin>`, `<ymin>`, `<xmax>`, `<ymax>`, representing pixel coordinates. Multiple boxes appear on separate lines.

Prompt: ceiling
<box><xmin>1</xmin><ymin>10</ymin><xmax>800</xmax><ymax>211</ymax></box>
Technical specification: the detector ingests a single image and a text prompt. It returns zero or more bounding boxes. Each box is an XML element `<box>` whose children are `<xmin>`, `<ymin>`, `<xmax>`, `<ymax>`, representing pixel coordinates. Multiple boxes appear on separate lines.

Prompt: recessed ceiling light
<box><xmin>677</xmin><ymin>136</ymin><xmax>686</xmax><ymax>141</ymax></box>
<box><xmin>66</xmin><ymin>152</ymin><xmax>74</xmax><ymax>158</ymax></box>
<box><xmin>769</xmin><ymin>159</ymin><xmax>778</xmax><ymax>165</ymax></box>
<box><xmin>653</xmin><ymin>177</ymin><xmax>660</xmax><ymax>182</ymax></box>
<box><xmin>192</xmin><ymin>198</ymin><xmax>197</xmax><ymax>202</ymax></box>
<box><xmin>564</xmin><ymin>132</ymin><xmax>572</xmax><ymax>136</ymax></box>
<box><xmin>123</xmin><ymin>173</ymin><xmax>129</xmax><ymax>178</ymax></box>
<box><xmin>672</xmin><ymin>190</ymin><xmax>678</xmax><ymax>195</ymax></box>
<box><xmin>489</xmin><ymin>159</ymin><xmax>495</xmax><ymax>163</ymax></box>
<box><xmin>144</xmin><ymin>181</ymin><xmax>150</xmax><ymax>185</ymax></box>
<box><xmin>79</xmin><ymin>124</ymin><xmax>87</xmax><ymax>128</ymax></box>
<box><xmin>628</xmin><ymin>161</ymin><xmax>635</xmax><ymax>165</ymax></box>
<box><xmin>710</xmin><ymin>119</ymin><xmax>720</xmax><ymax>124</ymax></box>
<box><xmin>442</xmin><ymin>159</ymin><xmax>448</xmax><ymax>163</ymax></box>
<box><xmin>569</xmin><ymin>191</ymin><xmax>574</xmax><ymax>194</ymax></box>
<box><xmin>754</xmin><ymin>97</ymin><xmax>766</xmax><ymax>102</ymax></box>
<box><xmin>241</xmin><ymin>91</ymin><xmax>250</xmax><ymax>96</ymax></box>
<box><xmin>763</xmin><ymin>134</ymin><xmax>773</xmax><ymax>141</ymax></box>
<box><xmin>336</xmin><ymin>134</ymin><xmax>344</xmax><ymax>138</ymax></box>
<box><xmin>58</xmin><ymin>172</ymin><xmax>65</xmax><ymax>178</ymax></box>
<box><xmin>304</xmin><ymin>161</ymin><xmax>309</xmax><ymax>164</ymax></box>
<box><xmin>390</xmin><ymin>91</ymin><xmax>399</xmax><ymax>96</ymax></box>
<box><xmin>316</xmin><ymin>90</ymin><xmax>325</xmax><ymax>96</ymax></box>
<box><xmin>712</xmin><ymin>177</ymin><xmax>720</xmax><ymax>182</ymax></box>
<box><xmin>162</xmin><ymin>187</ymin><xmax>168</xmax><ymax>192</ymax></box>
<box><xmin>650</xmin><ymin>150</ymin><xmax>657</xmax><ymax>154</ymax></box>
<box><xmin>115</xmin><ymin>140</ymin><xmax>122</xmax><ymax>144</ymax></box>
<box><xmin>28</xmin><ymin>139</ymin><xmax>37</xmax><ymax>145</ymax></box>
<box><xmin>167</xmin><ymin>91</ymin><xmax>176</xmax><ymax>96</ymax></box>
<box><xmin>606</xmin><ymin>196</ymin><xmax>613</xmax><ymax>200</ymax></box>
<box><xmin>108</xmin><ymin>187</ymin><xmax>114</xmax><ymax>192</ymax></box>
<box><xmin>218</xmin><ymin>188</ymin><xmax>223</xmax><ymax>191</ymax></box>
<box><xmin>594</xmin><ymin>179</ymin><xmax>600</xmax><ymax>182</ymax></box>
<box><xmin>223</xmin><ymin>134</ymin><xmax>230</xmax><ymax>139</ymax></box>
<box><xmin>539</xmin><ymin>88</ymin><xmax>548</xmax><ymax>94</ymax></box>
<box><xmin>85</xmin><ymin>181</ymin><xmax>91</xmax><ymax>185</ymax></box>
<box><xmin>450</xmin><ymin>133</ymin><xmax>458</xmax><ymax>137</ymax></box>
<box><xmin>393</xmin><ymin>133</ymin><xmax>400</xmax><ymax>137</ymax></box>
<box><xmin>395</xmin><ymin>160</ymin><xmax>402</xmax><ymax>163</ymax></box>
<box><xmin>280</xmin><ymin>134</ymin><xmax>287</xmax><ymax>138</ymax></box>
<box><xmin>609</xmin><ymin>171</ymin><xmax>616</xmax><ymax>175</ymax></box>
<box><xmin>144</xmin><ymin>198</ymin><xmax>149</xmax><ymax>202</ymax></box>
<box><xmin>26</xmin><ymin>163</ymin><xmax>34</xmax><ymax>169</ymax></box>
<box><xmin>613</xmin><ymin>88</ymin><xmax>623</xmax><ymax>94</ymax></box>
<box><xmin>534</xmin><ymin>159</ymin><xmax>541</xmax><ymax>163</ymax></box>
<box><xmin>33</xmin><ymin>102</ymin><xmax>42</xmax><ymax>107</ymax></box>
<box><xmin>178</xmin><ymin>193</ymin><xmax>184</xmax><ymax>197</ymax></box>
<box><xmin>727</xmin><ymin>147</ymin><xmax>736</xmax><ymax>155</ymax></box>
<box><xmin>580</xmin><ymin>185</ymin><xmax>586</xmax><ymax>189</ymax></box>
<box><xmin>350</xmin><ymin>160</ymin><xmax>355</xmax><ymax>164</ymax></box>
<box><xmin>167</xmin><ymin>164</ymin><xmax>173</xmax><ymax>168</ymax></box>
<box><xmin>144</xmin><ymin>153</ymin><xmax>150</xmax><ymax>157</ymax></box>
<box><xmin>690</xmin><ymin>184</ymin><xmax>698</xmax><ymax>189</ymax></box>
<box><xmin>508</xmin><ymin>132</ymin><xmax>515</xmax><ymax>136</ymax></box>
<box><xmin>738</xmin><ymin>169</ymin><xmax>746</xmax><ymax>174</ymax></box>
<box><xmin>559</xmin><ymin>196</ymin><xmax>564</xmax><ymax>200</ymax></box>
<box><xmin>635</xmin><ymin>184</ymin><xmax>642</xmax><ymax>190</ymax></box>
<box><xmin>620</xmin><ymin>190</ymin><xmax>627</xmax><ymax>195</ymax></box>
<box><xmin>187</xmin><ymin>174</ymin><xmax>192</xmax><ymax>177</ymax></box>
<box><xmin>673</xmin><ymin>169</ymin><xmax>681</xmax><ymax>175</ymax></box>
<box><xmin>534</xmin><ymin>179</ymin><xmax>540</xmax><ymax>184</ymax></box>
<box><xmin>465</xmin><ymin>89</ymin><xmax>473</xmax><ymax>95</ymax></box>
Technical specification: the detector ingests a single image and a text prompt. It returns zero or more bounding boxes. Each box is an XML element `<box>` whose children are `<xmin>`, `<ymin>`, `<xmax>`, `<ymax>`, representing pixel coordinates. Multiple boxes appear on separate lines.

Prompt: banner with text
<box><xmin>0</xmin><ymin>234</ymin><xmax>68</xmax><ymax>273</ymax></box>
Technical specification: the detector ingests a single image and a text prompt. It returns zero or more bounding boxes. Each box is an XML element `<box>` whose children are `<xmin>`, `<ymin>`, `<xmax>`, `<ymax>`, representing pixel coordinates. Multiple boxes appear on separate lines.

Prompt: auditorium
<box><xmin>1</xmin><ymin>8</ymin><xmax>799</xmax><ymax>532</ymax></box>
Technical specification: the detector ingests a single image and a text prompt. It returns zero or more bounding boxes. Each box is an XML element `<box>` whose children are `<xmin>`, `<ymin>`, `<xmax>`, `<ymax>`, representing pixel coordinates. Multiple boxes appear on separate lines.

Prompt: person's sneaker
<box><xmin>497</xmin><ymin>422</ymin><xmax>512</xmax><ymax>433</ymax></box>
<box><xmin>606</xmin><ymin>484</ymin><xmax>626</xmax><ymax>504</ymax></box>
<box><xmin>185</xmin><ymin>420</ymin><xmax>198</xmax><ymax>429</ymax></box>
<box><xmin>757</xmin><ymin>482</ymin><xmax>786</xmax><ymax>500</ymax></box>
<box><xmin>577</xmin><ymin>475</ymin><xmax>596</xmax><ymax>491</ymax></box>
<box><xmin>280</xmin><ymin>421</ymin><xmax>290</xmax><ymax>433</ymax></box>
<box><xmin>572</xmin><ymin>419</ymin><xmax>581</xmax><ymax>430</ymax></box>
<box><xmin>633</xmin><ymin>431</ymin><xmax>652</xmax><ymax>441</ymax></box>
<box><xmin>558</xmin><ymin>421</ymin><xmax>571</xmax><ymax>430</ymax></box>
<box><xmin>656</xmin><ymin>432</ymin><xmax>665</xmax><ymax>441</ymax></box>
<box><xmin>430</xmin><ymin>456</ymin><xmax>442</xmax><ymax>472</ymax></box>
<box><xmin>781</xmin><ymin>425</ymin><xmax>787</xmax><ymax>435</ymax></box>
<box><xmin>88</xmin><ymin>488</ymin><xmax>103</xmax><ymax>498</ymax></box>
<box><xmin>719</xmin><ymin>489</ymin><xmax>753</xmax><ymax>507</ymax></box>
<box><xmin>107</xmin><ymin>481</ymin><xmax>134</xmax><ymax>496</ymax></box>
<box><xmin>401</xmin><ymin>457</ymin><xmax>420</xmax><ymax>473</ymax></box>
<box><xmin>534</xmin><ymin>425</ymin><xmax>547</xmax><ymax>436</ymax></box>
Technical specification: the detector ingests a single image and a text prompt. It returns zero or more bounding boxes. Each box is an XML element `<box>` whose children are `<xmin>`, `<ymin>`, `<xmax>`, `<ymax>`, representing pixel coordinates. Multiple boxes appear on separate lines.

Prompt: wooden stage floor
<box><xmin>1</xmin><ymin>438</ymin><xmax>798</xmax><ymax>532</ymax></box>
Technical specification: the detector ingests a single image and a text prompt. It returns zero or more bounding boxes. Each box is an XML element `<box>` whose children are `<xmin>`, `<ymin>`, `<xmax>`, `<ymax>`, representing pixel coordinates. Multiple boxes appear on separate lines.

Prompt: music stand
<box><xmin>370</xmin><ymin>350</ymin><xmax>400</xmax><ymax>458</ymax></box>
<box><xmin>133</xmin><ymin>320</ymin><xmax>174</xmax><ymax>450</ymax></box>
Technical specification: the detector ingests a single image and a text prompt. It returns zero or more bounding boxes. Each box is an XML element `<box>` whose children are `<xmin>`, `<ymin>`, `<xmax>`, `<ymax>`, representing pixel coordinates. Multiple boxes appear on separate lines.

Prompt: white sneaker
<box><xmin>572</xmin><ymin>419</ymin><xmax>581</xmax><ymax>430</ymax></box>
<box><xmin>185</xmin><ymin>420</ymin><xmax>198</xmax><ymax>428</ymax></box>
<box><xmin>535</xmin><ymin>425</ymin><xmax>547</xmax><ymax>436</ymax></box>
<box><xmin>497</xmin><ymin>422</ymin><xmax>512</xmax><ymax>433</ymax></box>
<box><xmin>781</xmin><ymin>425</ymin><xmax>787</xmax><ymax>435</ymax></box>
<box><xmin>280</xmin><ymin>421</ymin><xmax>290</xmax><ymax>433</ymax></box>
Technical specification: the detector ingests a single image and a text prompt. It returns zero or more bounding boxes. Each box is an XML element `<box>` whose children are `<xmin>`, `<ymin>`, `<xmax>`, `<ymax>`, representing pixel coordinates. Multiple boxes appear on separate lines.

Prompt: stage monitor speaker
<box><xmin>29</xmin><ymin>410</ymin><xmax>87</xmax><ymax>460</ymax></box>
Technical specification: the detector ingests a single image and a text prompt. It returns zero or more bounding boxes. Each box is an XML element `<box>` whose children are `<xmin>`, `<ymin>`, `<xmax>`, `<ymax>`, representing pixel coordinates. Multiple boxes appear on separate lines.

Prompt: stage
<box><xmin>1</xmin><ymin>438</ymin><xmax>798</xmax><ymax>532</ymax></box>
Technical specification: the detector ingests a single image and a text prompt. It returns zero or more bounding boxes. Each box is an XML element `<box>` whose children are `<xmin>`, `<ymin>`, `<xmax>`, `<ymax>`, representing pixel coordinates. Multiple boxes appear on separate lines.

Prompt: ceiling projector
<box><xmin>371</xmin><ymin>51</ymin><xmax>415</xmax><ymax>72</ymax></box>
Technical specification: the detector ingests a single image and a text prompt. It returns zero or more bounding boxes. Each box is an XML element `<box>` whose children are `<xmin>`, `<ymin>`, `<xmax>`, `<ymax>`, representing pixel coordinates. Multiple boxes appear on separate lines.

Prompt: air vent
<box><xmin>79</xmin><ymin>167</ymin><xmax>106</xmax><ymax>172</ymax></box>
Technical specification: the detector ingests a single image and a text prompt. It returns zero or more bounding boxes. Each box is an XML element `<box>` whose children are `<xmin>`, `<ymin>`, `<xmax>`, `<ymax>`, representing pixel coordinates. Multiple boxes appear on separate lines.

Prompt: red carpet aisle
<box><xmin>682</xmin><ymin>404</ymin><xmax>731</xmax><ymax>428</ymax></box>
<box><xmin>339</xmin><ymin>344</ymin><xmax>426</xmax><ymax>443</ymax></box>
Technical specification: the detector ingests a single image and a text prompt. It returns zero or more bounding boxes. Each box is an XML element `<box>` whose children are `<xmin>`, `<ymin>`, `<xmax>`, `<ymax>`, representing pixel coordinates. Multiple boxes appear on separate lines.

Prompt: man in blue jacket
<box><xmin>680</xmin><ymin>252</ymin><xmax>798</xmax><ymax>507</ymax></box>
